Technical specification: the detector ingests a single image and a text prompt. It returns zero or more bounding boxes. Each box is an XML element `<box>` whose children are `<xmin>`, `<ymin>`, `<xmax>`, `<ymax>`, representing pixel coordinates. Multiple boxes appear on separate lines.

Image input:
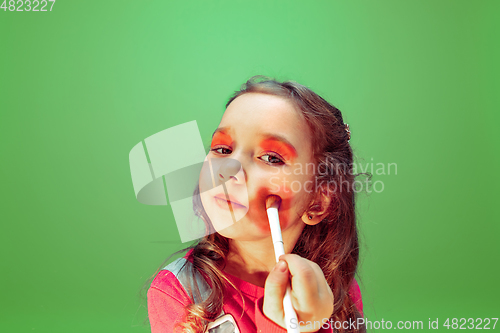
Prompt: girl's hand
<box><xmin>263</xmin><ymin>254</ymin><xmax>334</xmax><ymax>332</ymax></box>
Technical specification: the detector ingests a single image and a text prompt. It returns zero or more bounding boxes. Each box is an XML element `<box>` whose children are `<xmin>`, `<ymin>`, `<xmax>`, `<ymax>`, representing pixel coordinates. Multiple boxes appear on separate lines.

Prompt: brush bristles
<box><xmin>266</xmin><ymin>195</ymin><xmax>281</xmax><ymax>210</ymax></box>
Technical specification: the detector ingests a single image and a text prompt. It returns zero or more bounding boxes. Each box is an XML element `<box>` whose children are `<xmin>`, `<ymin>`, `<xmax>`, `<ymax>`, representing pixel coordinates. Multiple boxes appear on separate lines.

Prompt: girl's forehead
<box><xmin>217</xmin><ymin>93</ymin><xmax>313</xmax><ymax>153</ymax></box>
<box><xmin>221</xmin><ymin>93</ymin><xmax>306</xmax><ymax>131</ymax></box>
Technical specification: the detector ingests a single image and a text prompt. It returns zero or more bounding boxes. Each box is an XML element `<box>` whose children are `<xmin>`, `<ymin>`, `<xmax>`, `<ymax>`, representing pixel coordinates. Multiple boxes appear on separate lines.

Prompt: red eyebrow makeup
<box><xmin>259</xmin><ymin>138</ymin><xmax>297</xmax><ymax>161</ymax></box>
<box><xmin>211</xmin><ymin>129</ymin><xmax>233</xmax><ymax>148</ymax></box>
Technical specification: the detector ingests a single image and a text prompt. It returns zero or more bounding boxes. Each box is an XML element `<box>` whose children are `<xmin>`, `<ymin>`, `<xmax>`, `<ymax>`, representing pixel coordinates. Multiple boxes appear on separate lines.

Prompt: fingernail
<box><xmin>276</xmin><ymin>260</ymin><xmax>287</xmax><ymax>273</ymax></box>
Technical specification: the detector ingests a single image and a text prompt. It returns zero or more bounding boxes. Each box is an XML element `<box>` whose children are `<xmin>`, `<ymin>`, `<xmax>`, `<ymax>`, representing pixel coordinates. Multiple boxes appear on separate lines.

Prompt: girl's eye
<box><xmin>260</xmin><ymin>154</ymin><xmax>284</xmax><ymax>165</ymax></box>
<box><xmin>211</xmin><ymin>147</ymin><xmax>232</xmax><ymax>155</ymax></box>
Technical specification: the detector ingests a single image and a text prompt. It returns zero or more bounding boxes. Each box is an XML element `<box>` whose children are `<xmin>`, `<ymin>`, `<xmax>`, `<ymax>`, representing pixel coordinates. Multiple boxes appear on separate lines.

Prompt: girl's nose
<box><xmin>217</xmin><ymin>158</ymin><xmax>244</xmax><ymax>184</ymax></box>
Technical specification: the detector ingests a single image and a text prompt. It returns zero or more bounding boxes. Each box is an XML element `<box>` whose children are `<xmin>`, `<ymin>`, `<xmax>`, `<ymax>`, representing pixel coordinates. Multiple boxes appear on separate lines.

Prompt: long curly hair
<box><xmin>143</xmin><ymin>76</ymin><xmax>365</xmax><ymax>332</ymax></box>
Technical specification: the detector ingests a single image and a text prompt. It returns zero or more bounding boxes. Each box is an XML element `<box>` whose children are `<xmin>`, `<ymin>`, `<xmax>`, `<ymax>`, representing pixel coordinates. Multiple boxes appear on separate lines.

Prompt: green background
<box><xmin>1</xmin><ymin>0</ymin><xmax>499</xmax><ymax>332</ymax></box>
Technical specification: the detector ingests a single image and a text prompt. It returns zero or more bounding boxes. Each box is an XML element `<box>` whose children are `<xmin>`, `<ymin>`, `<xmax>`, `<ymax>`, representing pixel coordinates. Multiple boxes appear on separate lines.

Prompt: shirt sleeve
<box><xmin>147</xmin><ymin>270</ymin><xmax>192</xmax><ymax>333</ymax></box>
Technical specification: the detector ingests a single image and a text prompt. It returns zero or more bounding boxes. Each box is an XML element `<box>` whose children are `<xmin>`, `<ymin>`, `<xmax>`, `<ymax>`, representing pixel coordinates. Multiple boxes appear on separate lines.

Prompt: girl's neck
<box><xmin>224</xmin><ymin>239</ymin><xmax>275</xmax><ymax>287</ymax></box>
<box><xmin>223</xmin><ymin>225</ymin><xmax>304</xmax><ymax>287</ymax></box>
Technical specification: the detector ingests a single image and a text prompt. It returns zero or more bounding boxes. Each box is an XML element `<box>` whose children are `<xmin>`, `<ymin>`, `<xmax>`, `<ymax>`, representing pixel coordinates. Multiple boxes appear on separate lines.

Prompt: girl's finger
<box><xmin>278</xmin><ymin>254</ymin><xmax>324</xmax><ymax>302</ymax></box>
<box><xmin>263</xmin><ymin>260</ymin><xmax>289</xmax><ymax>319</ymax></box>
<box><xmin>279</xmin><ymin>254</ymin><xmax>335</xmax><ymax>323</ymax></box>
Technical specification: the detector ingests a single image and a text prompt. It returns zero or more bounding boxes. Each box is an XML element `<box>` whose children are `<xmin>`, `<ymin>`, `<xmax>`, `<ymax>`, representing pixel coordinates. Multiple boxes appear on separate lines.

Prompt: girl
<box><xmin>146</xmin><ymin>77</ymin><xmax>365</xmax><ymax>332</ymax></box>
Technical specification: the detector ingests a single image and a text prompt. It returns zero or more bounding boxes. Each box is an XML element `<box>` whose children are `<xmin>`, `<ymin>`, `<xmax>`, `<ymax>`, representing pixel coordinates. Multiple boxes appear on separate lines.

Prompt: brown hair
<box><xmin>144</xmin><ymin>76</ymin><xmax>365</xmax><ymax>332</ymax></box>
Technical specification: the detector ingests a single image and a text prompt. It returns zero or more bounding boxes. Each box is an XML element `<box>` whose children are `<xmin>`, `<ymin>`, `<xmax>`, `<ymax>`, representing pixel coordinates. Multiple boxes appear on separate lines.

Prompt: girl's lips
<box><xmin>213</xmin><ymin>194</ymin><xmax>247</xmax><ymax>210</ymax></box>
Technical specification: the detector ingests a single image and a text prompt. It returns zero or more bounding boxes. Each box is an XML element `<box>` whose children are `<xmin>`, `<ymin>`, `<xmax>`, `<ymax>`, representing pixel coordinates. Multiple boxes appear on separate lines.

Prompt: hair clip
<box><xmin>344</xmin><ymin>124</ymin><xmax>351</xmax><ymax>141</ymax></box>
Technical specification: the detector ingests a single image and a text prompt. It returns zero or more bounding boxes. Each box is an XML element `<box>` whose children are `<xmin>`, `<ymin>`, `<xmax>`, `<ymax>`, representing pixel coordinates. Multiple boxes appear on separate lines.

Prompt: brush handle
<box><xmin>266</xmin><ymin>207</ymin><xmax>300</xmax><ymax>333</ymax></box>
<box><xmin>284</xmin><ymin>286</ymin><xmax>299</xmax><ymax>333</ymax></box>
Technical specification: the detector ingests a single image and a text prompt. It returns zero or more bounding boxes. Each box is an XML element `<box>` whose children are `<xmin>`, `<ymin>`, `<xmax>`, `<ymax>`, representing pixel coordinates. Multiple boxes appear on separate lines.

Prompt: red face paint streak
<box><xmin>211</xmin><ymin>131</ymin><xmax>233</xmax><ymax>148</ymax></box>
<box><xmin>259</xmin><ymin>138</ymin><xmax>297</xmax><ymax>162</ymax></box>
<box><xmin>246</xmin><ymin>187</ymin><xmax>294</xmax><ymax>234</ymax></box>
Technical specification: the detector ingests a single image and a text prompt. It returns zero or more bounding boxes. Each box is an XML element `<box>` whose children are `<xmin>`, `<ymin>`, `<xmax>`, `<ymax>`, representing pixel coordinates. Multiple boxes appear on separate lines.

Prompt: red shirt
<box><xmin>148</xmin><ymin>250</ymin><xmax>363</xmax><ymax>332</ymax></box>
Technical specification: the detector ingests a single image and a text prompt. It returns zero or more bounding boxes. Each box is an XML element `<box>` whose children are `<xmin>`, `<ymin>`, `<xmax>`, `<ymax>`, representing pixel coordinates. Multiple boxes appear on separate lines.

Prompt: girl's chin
<box><xmin>217</xmin><ymin>228</ymin><xmax>271</xmax><ymax>242</ymax></box>
<box><xmin>211</xmin><ymin>216</ymin><xmax>271</xmax><ymax>238</ymax></box>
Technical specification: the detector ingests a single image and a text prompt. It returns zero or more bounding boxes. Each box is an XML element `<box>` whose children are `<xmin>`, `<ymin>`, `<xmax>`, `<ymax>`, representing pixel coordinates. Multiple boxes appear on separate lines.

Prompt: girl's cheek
<box><xmin>273</xmin><ymin>182</ymin><xmax>294</xmax><ymax>229</ymax></box>
<box><xmin>248</xmin><ymin>181</ymin><xmax>296</xmax><ymax>232</ymax></box>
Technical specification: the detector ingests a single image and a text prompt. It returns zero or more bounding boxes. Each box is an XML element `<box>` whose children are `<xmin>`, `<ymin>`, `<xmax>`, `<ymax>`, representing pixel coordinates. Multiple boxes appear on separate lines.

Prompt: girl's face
<box><xmin>199</xmin><ymin>93</ymin><xmax>316</xmax><ymax>241</ymax></box>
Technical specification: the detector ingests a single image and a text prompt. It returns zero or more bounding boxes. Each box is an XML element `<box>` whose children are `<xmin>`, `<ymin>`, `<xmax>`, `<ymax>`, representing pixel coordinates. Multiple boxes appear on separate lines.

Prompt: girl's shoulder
<box><xmin>350</xmin><ymin>277</ymin><xmax>363</xmax><ymax>315</ymax></box>
<box><xmin>147</xmin><ymin>250</ymin><xmax>198</xmax><ymax>332</ymax></box>
<box><xmin>149</xmin><ymin>249</ymin><xmax>204</xmax><ymax>303</ymax></box>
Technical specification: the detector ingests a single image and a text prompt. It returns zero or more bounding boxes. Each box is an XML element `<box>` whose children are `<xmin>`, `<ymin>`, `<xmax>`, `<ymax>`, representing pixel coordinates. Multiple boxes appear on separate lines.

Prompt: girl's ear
<box><xmin>301</xmin><ymin>189</ymin><xmax>332</xmax><ymax>225</ymax></box>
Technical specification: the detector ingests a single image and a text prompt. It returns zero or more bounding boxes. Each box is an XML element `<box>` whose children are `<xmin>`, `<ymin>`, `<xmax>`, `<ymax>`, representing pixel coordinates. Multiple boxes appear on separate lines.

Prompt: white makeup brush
<box><xmin>266</xmin><ymin>195</ymin><xmax>300</xmax><ymax>333</ymax></box>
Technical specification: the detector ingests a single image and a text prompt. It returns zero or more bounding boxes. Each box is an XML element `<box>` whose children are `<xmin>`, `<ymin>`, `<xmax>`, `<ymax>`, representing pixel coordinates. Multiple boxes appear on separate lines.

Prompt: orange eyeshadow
<box><xmin>211</xmin><ymin>131</ymin><xmax>233</xmax><ymax>148</ymax></box>
<box><xmin>259</xmin><ymin>139</ymin><xmax>297</xmax><ymax>161</ymax></box>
